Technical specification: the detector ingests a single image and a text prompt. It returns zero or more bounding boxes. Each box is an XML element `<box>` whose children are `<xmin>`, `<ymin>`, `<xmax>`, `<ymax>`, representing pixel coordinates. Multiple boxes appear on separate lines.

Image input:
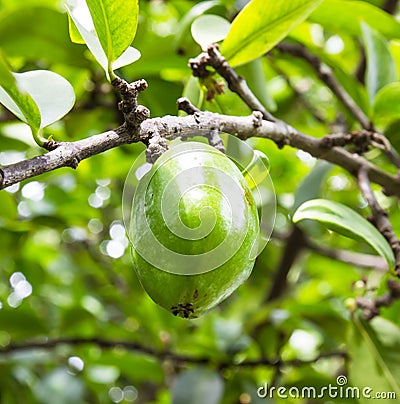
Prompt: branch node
<box><xmin>177</xmin><ymin>97</ymin><xmax>200</xmax><ymax>115</ymax></box>
<box><xmin>146</xmin><ymin>133</ymin><xmax>169</xmax><ymax>164</ymax></box>
<box><xmin>44</xmin><ymin>140</ymin><xmax>61</xmax><ymax>151</ymax></box>
<box><xmin>206</xmin><ymin>129</ymin><xmax>225</xmax><ymax>153</ymax></box>
<box><xmin>113</xmin><ymin>77</ymin><xmax>149</xmax><ymax>131</ymax></box>
<box><xmin>188</xmin><ymin>52</ymin><xmax>211</xmax><ymax>79</ymax></box>
<box><xmin>252</xmin><ymin>111</ymin><xmax>263</xmax><ymax>127</ymax></box>
<box><xmin>69</xmin><ymin>157</ymin><xmax>80</xmax><ymax>169</ymax></box>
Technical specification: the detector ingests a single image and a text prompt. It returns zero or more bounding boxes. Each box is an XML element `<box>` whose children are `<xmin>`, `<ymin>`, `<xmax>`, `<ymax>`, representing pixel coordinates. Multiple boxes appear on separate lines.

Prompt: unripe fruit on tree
<box><xmin>130</xmin><ymin>142</ymin><xmax>259</xmax><ymax>318</ymax></box>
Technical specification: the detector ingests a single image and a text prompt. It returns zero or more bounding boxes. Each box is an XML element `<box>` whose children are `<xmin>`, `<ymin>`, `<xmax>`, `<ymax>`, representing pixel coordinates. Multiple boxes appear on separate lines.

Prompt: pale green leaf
<box><xmin>221</xmin><ymin>0</ymin><xmax>324</xmax><ymax>67</ymax></box>
<box><xmin>349</xmin><ymin>316</ymin><xmax>400</xmax><ymax>404</ymax></box>
<box><xmin>309</xmin><ymin>0</ymin><xmax>400</xmax><ymax>39</ymax></box>
<box><xmin>191</xmin><ymin>15</ymin><xmax>230</xmax><ymax>50</ymax></box>
<box><xmin>0</xmin><ymin>56</ymin><xmax>41</xmax><ymax>136</ymax></box>
<box><xmin>112</xmin><ymin>46</ymin><xmax>141</xmax><ymax>70</ymax></box>
<box><xmin>66</xmin><ymin>2</ymin><xmax>108</xmax><ymax>71</ymax></box>
<box><xmin>0</xmin><ymin>71</ymin><xmax>74</xmax><ymax>129</ymax></box>
<box><xmin>86</xmin><ymin>0</ymin><xmax>139</xmax><ymax>67</ymax></box>
<box><xmin>292</xmin><ymin>199</ymin><xmax>395</xmax><ymax>269</ymax></box>
<box><xmin>66</xmin><ymin>1</ymin><xmax>140</xmax><ymax>77</ymax></box>
<box><xmin>174</xmin><ymin>0</ymin><xmax>221</xmax><ymax>52</ymax></box>
<box><xmin>361</xmin><ymin>22</ymin><xmax>398</xmax><ymax>105</ymax></box>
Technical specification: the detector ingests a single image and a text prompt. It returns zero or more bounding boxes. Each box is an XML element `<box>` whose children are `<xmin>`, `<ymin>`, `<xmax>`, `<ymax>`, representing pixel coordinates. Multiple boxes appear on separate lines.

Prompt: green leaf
<box><xmin>309</xmin><ymin>0</ymin><xmax>400</xmax><ymax>39</ymax></box>
<box><xmin>373</xmin><ymin>82</ymin><xmax>400</xmax><ymax>128</ymax></box>
<box><xmin>191</xmin><ymin>15</ymin><xmax>230</xmax><ymax>51</ymax></box>
<box><xmin>67</xmin><ymin>13</ymin><xmax>85</xmax><ymax>44</ymax></box>
<box><xmin>221</xmin><ymin>0</ymin><xmax>324</xmax><ymax>67</ymax></box>
<box><xmin>86</xmin><ymin>0</ymin><xmax>139</xmax><ymax>75</ymax></box>
<box><xmin>172</xmin><ymin>368</ymin><xmax>224</xmax><ymax>404</ymax></box>
<box><xmin>174</xmin><ymin>0</ymin><xmax>221</xmax><ymax>53</ymax></box>
<box><xmin>66</xmin><ymin>1</ymin><xmax>140</xmax><ymax>77</ymax></box>
<box><xmin>361</xmin><ymin>22</ymin><xmax>398</xmax><ymax>105</ymax></box>
<box><xmin>0</xmin><ymin>70</ymin><xmax>75</xmax><ymax>129</ymax></box>
<box><xmin>292</xmin><ymin>162</ymin><xmax>333</xmax><ymax>213</ymax></box>
<box><xmin>348</xmin><ymin>315</ymin><xmax>400</xmax><ymax>404</ymax></box>
<box><xmin>292</xmin><ymin>199</ymin><xmax>395</xmax><ymax>270</ymax></box>
<box><xmin>0</xmin><ymin>55</ymin><xmax>41</xmax><ymax>138</ymax></box>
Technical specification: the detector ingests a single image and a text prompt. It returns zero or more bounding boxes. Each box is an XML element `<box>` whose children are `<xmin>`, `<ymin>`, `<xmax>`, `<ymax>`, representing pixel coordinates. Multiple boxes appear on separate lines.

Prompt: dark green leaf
<box><xmin>292</xmin><ymin>199</ymin><xmax>395</xmax><ymax>269</ymax></box>
<box><xmin>221</xmin><ymin>0</ymin><xmax>324</xmax><ymax>66</ymax></box>
<box><xmin>361</xmin><ymin>22</ymin><xmax>397</xmax><ymax>105</ymax></box>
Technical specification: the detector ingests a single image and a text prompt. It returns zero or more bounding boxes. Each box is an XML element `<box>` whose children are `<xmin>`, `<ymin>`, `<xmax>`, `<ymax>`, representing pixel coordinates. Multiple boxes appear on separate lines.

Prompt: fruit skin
<box><xmin>130</xmin><ymin>142</ymin><xmax>259</xmax><ymax>318</ymax></box>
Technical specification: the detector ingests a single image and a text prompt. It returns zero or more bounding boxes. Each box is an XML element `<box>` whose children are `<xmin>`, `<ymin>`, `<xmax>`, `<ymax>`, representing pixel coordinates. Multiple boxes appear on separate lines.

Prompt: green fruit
<box><xmin>130</xmin><ymin>142</ymin><xmax>259</xmax><ymax>318</ymax></box>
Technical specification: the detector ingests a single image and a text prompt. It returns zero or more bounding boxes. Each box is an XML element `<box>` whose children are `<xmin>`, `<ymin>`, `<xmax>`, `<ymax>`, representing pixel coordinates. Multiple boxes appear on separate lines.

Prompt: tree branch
<box><xmin>273</xmin><ymin>229</ymin><xmax>389</xmax><ymax>270</ymax></box>
<box><xmin>276</xmin><ymin>42</ymin><xmax>372</xmax><ymax>130</ymax></box>
<box><xmin>356</xmin><ymin>278</ymin><xmax>400</xmax><ymax>319</ymax></box>
<box><xmin>266</xmin><ymin>226</ymin><xmax>306</xmax><ymax>302</ymax></box>
<box><xmin>189</xmin><ymin>44</ymin><xmax>276</xmax><ymax>122</ymax></box>
<box><xmin>358</xmin><ymin>166</ymin><xmax>400</xmax><ymax>275</ymax></box>
<box><xmin>2</xmin><ymin>110</ymin><xmax>400</xmax><ymax>198</ymax></box>
<box><xmin>0</xmin><ymin>336</ymin><xmax>346</xmax><ymax>369</ymax></box>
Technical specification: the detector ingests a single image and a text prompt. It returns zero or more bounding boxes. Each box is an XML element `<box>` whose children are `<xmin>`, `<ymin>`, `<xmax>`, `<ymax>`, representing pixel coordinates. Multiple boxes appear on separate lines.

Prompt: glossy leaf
<box><xmin>0</xmin><ymin>70</ymin><xmax>75</xmax><ymax>129</ymax></box>
<box><xmin>172</xmin><ymin>368</ymin><xmax>224</xmax><ymax>404</ymax></box>
<box><xmin>67</xmin><ymin>13</ymin><xmax>85</xmax><ymax>44</ymax></box>
<box><xmin>292</xmin><ymin>161</ymin><xmax>333</xmax><ymax>213</ymax></box>
<box><xmin>309</xmin><ymin>0</ymin><xmax>400</xmax><ymax>39</ymax></box>
<box><xmin>361</xmin><ymin>22</ymin><xmax>398</xmax><ymax>105</ymax></box>
<box><xmin>86</xmin><ymin>0</ymin><xmax>139</xmax><ymax>67</ymax></box>
<box><xmin>191</xmin><ymin>15</ymin><xmax>230</xmax><ymax>50</ymax></box>
<box><xmin>174</xmin><ymin>0</ymin><xmax>221</xmax><ymax>53</ymax></box>
<box><xmin>0</xmin><ymin>56</ymin><xmax>40</xmax><ymax>136</ymax></box>
<box><xmin>348</xmin><ymin>315</ymin><xmax>400</xmax><ymax>404</ymax></box>
<box><xmin>66</xmin><ymin>1</ymin><xmax>140</xmax><ymax>77</ymax></box>
<box><xmin>293</xmin><ymin>199</ymin><xmax>395</xmax><ymax>269</ymax></box>
<box><xmin>221</xmin><ymin>0</ymin><xmax>324</xmax><ymax>67</ymax></box>
<box><xmin>373</xmin><ymin>82</ymin><xmax>400</xmax><ymax>127</ymax></box>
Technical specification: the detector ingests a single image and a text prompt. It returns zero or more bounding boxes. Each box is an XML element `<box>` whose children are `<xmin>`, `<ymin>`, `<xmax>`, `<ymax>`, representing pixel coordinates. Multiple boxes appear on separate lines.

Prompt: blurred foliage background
<box><xmin>1</xmin><ymin>0</ymin><xmax>400</xmax><ymax>403</ymax></box>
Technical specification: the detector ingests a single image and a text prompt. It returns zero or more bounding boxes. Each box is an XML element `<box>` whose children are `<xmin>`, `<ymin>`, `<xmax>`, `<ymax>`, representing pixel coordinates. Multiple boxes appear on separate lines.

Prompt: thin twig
<box><xmin>356</xmin><ymin>279</ymin><xmax>400</xmax><ymax>319</ymax></box>
<box><xmin>271</xmin><ymin>62</ymin><xmax>327</xmax><ymax>124</ymax></box>
<box><xmin>358</xmin><ymin>166</ymin><xmax>400</xmax><ymax>275</ymax></box>
<box><xmin>266</xmin><ymin>226</ymin><xmax>306</xmax><ymax>302</ymax></box>
<box><xmin>189</xmin><ymin>44</ymin><xmax>276</xmax><ymax>121</ymax></box>
<box><xmin>276</xmin><ymin>42</ymin><xmax>372</xmax><ymax>130</ymax></box>
<box><xmin>0</xmin><ymin>336</ymin><xmax>347</xmax><ymax>369</ymax></box>
<box><xmin>272</xmin><ymin>229</ymin><xmax>388</xmax><ymax>270</ymax></box>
